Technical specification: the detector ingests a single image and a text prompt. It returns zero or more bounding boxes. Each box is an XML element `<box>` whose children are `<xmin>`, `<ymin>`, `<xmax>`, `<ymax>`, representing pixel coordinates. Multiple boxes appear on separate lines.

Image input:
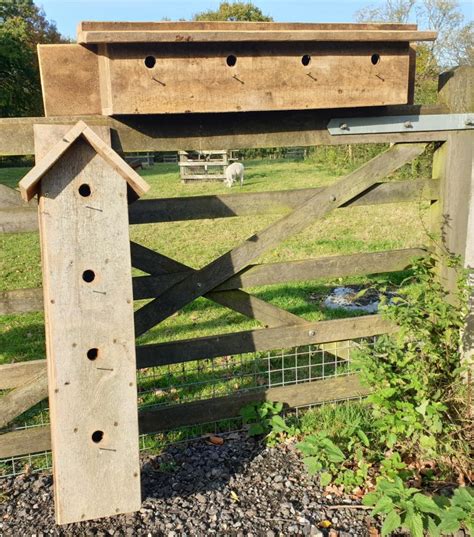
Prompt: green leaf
<box><xmin>427</xmin><ymin>516</ymin><xmax>441</xmax><ymax>537</ymax></box>
<box><xmin>413</xmin><ymin>493</ymin><xmax>441</xmax><ymax>515</ymax></box>
<box><xmin>303</xmin><ymin>457</ymin><xmax>322</xmax><ymax>475</ymax></box>
<box><xmin>270</xmin><ymin>415</ymin><xmax>290</xmax><ymax>433</ymax></box>
<box><xmin>372</xmin><ymin>496</ymin><xmax>394</xmax><ymax>516</ymax></box>
<box><xmin>362</xmin><ymin>492</ymin><xmax>379</xmax><ymax>506</ymax></box>
<box><xmin>438</xmin><ymin>514</ymin><xmax>461</xmax><ymax>533</ymax></box>
<box><xmin>248</xmin><ymin>423</ymin><xmax>265</xmax><ymax>436</ymax></box>
<box><xmin>356</xmin><ymin>429</ymin><xmax>370</xmax><ymax>447</ymax></box>
<box><xmin>404</xmin><ymin>511</ymin><xmax>424</xmax><ymax>537</ymax></box>
<box><xmin>381</xmin><ymin>510</ymin><xmax>401</xmax><ymax>537</ymax></box>
<box><xmin>320</xmin><ymin>472</ymin><xmax>332</xmax><ymax>487</ymax></box>
<box><xmin>320</xmin><ymin>439</ymin><xmax>345</xmax><ymax>463</ymax></box>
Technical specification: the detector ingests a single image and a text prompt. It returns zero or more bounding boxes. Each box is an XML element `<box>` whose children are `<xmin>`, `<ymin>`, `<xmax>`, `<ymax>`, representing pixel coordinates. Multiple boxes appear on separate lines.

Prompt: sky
<box><xmin>38</xmin><ymin>0</ymin><xmax>474</xmax><ymax>40</ymax></box>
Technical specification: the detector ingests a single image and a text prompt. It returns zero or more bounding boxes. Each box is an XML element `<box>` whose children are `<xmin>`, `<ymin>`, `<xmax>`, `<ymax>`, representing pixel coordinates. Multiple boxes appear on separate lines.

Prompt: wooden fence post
<box><xmin>18</xmin><ymin>122</ymin><xmax>149</xmax><ymax>524</ymax></box>
<box><xmin>437</xmin><ymin>66</ymin><xmax>474</xmax><ymax>365</ymax></box>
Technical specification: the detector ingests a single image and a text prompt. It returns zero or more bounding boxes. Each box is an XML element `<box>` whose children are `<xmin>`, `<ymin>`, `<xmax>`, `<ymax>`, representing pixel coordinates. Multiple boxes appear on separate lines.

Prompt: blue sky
<box><xmin>38</xmin><ymin>0</ymin><xmax>473</xmax><ymax>40</ymax></box>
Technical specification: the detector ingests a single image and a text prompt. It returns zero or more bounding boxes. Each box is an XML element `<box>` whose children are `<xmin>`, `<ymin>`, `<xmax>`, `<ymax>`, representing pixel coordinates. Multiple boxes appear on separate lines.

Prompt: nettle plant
<box><xmin>362</xmin><ymin>477</ymin><xmax>474</xmax><ymax>537</ymax></box>
<box><xmin>353</xmin><ymin>255</ymin><xmax>472</xmax><ymax>473</ymax></box>
<box><xmin>240</xmin><ymin>401</ymin><xmax>296</xmax><ymax>445</ymax></box>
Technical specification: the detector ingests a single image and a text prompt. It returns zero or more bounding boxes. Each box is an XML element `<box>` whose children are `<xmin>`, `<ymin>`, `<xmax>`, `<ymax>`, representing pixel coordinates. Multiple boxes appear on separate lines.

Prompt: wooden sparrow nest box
<box><xmin>38</xmin><ymin>22</ymin><xmax>436</xmax><ymax>116</ymax></box>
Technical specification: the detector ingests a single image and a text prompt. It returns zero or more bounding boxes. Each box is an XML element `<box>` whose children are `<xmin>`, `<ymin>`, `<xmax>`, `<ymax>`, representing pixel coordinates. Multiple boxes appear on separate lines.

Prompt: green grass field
<box><xmin>0</xmin><ymin>156</ymin><xmax>432</xmax><ymax>446</ymax></box>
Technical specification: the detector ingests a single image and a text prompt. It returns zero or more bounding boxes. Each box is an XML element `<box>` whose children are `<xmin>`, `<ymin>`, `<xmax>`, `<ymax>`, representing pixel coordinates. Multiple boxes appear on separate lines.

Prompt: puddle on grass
<box><xmin>310</xmin><ymin>285</ymin><xmax>398</xmax><ymax>313</ymax></box>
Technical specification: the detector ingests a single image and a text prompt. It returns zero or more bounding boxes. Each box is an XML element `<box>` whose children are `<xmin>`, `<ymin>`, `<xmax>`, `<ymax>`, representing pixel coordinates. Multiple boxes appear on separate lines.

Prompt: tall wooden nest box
<box><xmin>38</xmin><ymin>21</ymin><xmax>436</xmax><ymax>116</ymax></box>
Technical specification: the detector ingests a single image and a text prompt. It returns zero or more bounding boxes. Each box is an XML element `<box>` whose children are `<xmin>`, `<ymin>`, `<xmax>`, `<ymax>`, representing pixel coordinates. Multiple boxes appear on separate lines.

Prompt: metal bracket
<box><xmin>328</xmin><ymin>113</ymin><xmax>474</xmax><ymax>135</ymax></box>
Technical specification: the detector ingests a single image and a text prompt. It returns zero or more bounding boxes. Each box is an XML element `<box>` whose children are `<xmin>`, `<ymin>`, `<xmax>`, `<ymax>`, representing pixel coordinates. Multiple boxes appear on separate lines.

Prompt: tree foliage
<box><xmin>0</xmin><ymin>0</ymin><xmax>65</xmax><ymax>117</ymax></box>
<box><xmin>193</xmin><ymin>1</ymin><xmax>273</xmax><ymax>22</ymax></box>
<box><xmin>355</xmin><ymin>0</ymin><xmax>473</xmax><ymax>69</ymax></box>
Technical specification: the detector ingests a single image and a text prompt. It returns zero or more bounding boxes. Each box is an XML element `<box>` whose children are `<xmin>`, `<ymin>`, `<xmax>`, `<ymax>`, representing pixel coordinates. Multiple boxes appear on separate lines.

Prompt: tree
<box><xmin>193</xmin><ymin>2</ymin><xmax>273</xmax><ymax>22</ymax></box>
<box><xmin>355</xmin><ymin>0</ymin><xmax>473</xmax><ymax>69</ymax></box>
<box><xmin>0</xmin><ymin>0</ymin><xmax>65</xmax><ymax>117</ymax></box>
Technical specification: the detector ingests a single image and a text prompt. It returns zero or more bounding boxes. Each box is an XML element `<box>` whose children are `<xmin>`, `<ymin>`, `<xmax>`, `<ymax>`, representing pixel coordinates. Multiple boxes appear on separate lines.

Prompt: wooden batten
<box><xmin>37</xmin><ymin>21</ymin><xmax>436</xmax><ymax>116</ymax></box>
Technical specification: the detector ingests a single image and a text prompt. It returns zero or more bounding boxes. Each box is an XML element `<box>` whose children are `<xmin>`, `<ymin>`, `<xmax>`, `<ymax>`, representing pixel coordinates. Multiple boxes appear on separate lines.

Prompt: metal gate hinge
<box><xmin>328</xmin><ymin>113</ymin><xmax>474</xmax><ymax>135</ymax></box>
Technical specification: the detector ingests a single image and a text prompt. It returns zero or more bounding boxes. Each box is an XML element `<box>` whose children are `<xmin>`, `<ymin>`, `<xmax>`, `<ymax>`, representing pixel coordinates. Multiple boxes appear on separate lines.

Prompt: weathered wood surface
<box><xmin>0</xmin><ymin>207</ymin><xmax>38</xmax><ymax>233</ymax></box>
<box><xmin>86</xmin><ymin>42</ymin><xmax>413</xmax><ymax>115</ymax></box>
<box><xmin>0</xmin><ymin>287</ymin><xmax>44</xmax><ymax>315</ymax></box>
<box><xmin>0</xmin><ymin>371</ymin><xmax>48</xmax><ymax>428</ymax></box>
<box><xmin>0</xmin><ymin>360</ymin><xmax>46</xmax><ymax>390</ymax></box>
<box><xmin>0</xmin><ymin>426</ymin><xmax>52</xmax><ymax>459</ymax></box>
<box><xmin>19</xmin><ymin>122</ymin><xmax>149</xmax><ymax>201</ymax></box>
<box><xmin>0</xmin><ymin>374</ymin><xmax>371</xmax><ymax>458</ymax></box>
<box><xmin>215</xmin><ymin>247</ymin><xmax>429</xmax><ymax>291</ymax></box>
<box><xmin>34</xmin><ymin>129</ymin><xmax>141</xmax><ymax>524</ymax></box>
<box><xmin>0</xmin><ymin>178</ymin><xmax>440</xmax><ymax>234</ymax></box>
<box><xmin>134</xmin><ymin>143</ymin><xmax>427</xmax><ymax>335</ymax></box>
<box><xmin>0</xmin><ymin>104</ymin><xmax>448</xmax><ymax>156</ymax></box>
<box><xmin>0</xmin><ymin>248</ymin><xmax>427</xmax><ymax>314</ymax></box>
<box><xmin>135</xmin><ymin>314</ymin><xmax>395</xmax><ymax>368</ymax></box>
<box><xmin>128</xmin><ymin>178</ymin><xmax>439</xmax><ymax>223</ymax></box>
<box><xmin>131</xmin><ymin>241</ymin><xmax>305</xmax><ymax>327</ymax></box>
<box><xmin>77</xmin><ymin>21</ymin><xmax>435</xmax><ymax>43</ymax></box>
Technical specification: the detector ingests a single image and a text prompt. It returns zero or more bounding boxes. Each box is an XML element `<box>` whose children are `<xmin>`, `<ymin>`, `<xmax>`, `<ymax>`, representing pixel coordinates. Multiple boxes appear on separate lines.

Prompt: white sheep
<box><xmin>224</xmin><ymin>162</ymin><xmax>244</xmax><ymax>188</ymax></box>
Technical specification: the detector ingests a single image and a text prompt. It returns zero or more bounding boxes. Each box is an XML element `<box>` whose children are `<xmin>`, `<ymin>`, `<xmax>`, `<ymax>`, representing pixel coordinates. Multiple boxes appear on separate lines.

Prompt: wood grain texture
<box><xmin>128</xmin><ymin>178</ymin><xmax>439</xmax><ymax>224</ymax></box>
<box><xmin>0</xmin><ymin>374</ymin><xmax>371</xmax><ymax>458</ymax></box>
<box><xmin>1</xmin><ymin>178</ymin><xmax>439</xmax><ymax>233</ymax></box>
<box><xmin>0</xmin><ymin>247</ymin><xmax>428</xmax><ymax>314</ymax></box>
<box><xmin>136</xmin><ymin>314</ymin><xmax>395</xmax><ymax>368</ymax></box>
<box><xmin>0</xmin><ymin>360</ymin><xmax>46</xmax><ymax>390</ymax></box>
<box><xmin>134</xmin><ymin>143</ymin><xmax>427</xmax><ymax>336</ymax></box>
<box><xmin>0</xmin><ymin>287</ymin><xmax>44</xmax><ymax>315</ymax></box>
<box><xmin>63</xmin><ymin>41</ymin><xmax>414</xmax><ymax>114</ymax></box>
<box><xmin>0</xmin><ymin>105</ymin><xmax>448</xmax><ymax>156</ymax></box>
<box><xmin>20</xmin><ymin>122</ymin><xmax>149</xmax><ymax>201</ymax></box>
<box><xmin>38</xmin><ymin>44</ymin><xmax>101</xmax><ymax>117</ymax></box>
<box><xmin>76</xmin><ymin>21</ymin><xmax>434</xmax><ymax>44</ymax></box>
<box><xmin>0</xmin><ymin>371</ymin><xmax>48</xmax><ymax>428</ymax></box>
<box><xmin>37</xmin><ymin>133</ymin><xmax>141</xmax><ymax>524</ymax></box>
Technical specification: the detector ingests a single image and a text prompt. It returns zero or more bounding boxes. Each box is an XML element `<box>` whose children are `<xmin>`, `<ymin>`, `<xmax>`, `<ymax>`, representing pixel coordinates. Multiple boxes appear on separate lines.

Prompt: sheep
<box><xmin>224</xmin><ymin>162</ymin><xmax>244</xmax><ymax>188</ymax></box>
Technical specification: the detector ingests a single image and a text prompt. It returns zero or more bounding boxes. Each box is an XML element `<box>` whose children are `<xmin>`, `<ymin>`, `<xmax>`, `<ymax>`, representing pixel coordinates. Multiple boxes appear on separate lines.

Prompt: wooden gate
<box><xmin>0</xmin><ymin>27</ymin><xmax>472</xmax><ymax>524</ymax></box>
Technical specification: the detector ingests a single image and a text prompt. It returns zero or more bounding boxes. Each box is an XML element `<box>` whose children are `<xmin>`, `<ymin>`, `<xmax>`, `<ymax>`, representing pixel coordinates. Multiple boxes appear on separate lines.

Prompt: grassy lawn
<box><xmin>0</xmin><ymin>156</ymin><xmax>432</xmax><ymax>440</ymax></box>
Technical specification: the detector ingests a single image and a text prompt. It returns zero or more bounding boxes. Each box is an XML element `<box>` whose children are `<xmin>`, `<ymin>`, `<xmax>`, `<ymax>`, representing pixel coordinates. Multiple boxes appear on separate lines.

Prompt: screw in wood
<box><xmin>329</xmin><ymin>195</ymin><xmax>337</xmax><ymax>202</ymax></box>
<box><xmin>308</xmin><ymin>330</ymin><xmax>316</xmax><ymax>337</ymax></box>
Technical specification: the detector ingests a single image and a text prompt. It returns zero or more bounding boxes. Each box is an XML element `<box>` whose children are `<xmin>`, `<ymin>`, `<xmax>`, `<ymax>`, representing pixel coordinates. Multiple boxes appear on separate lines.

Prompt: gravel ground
<box><xmin>0</xmin><ymin>432</ymin><xmax>375</xmax><ymax>536</ymax></box>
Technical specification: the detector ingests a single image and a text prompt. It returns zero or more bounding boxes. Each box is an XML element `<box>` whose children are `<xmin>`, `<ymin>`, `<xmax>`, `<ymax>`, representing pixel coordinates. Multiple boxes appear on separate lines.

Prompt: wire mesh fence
<box><xmin>0</xmin><ymin>337</ymin><xmax>375</xmax><ymax>478</ymax></box>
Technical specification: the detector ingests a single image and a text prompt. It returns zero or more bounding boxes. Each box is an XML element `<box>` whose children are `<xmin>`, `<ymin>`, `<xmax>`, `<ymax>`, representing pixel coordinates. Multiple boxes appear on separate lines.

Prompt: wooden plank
<box><xmin>38</xmin><ymin>44</ymin><xmax>102</xmax><ymax>117</ymax></box>
<box><xmin>79</xmin><ymin>29</ymin><xmax>436</xmax><ymax>43</ymax></box>
<box><xmin>0</xmin><ymin>371</ymin><xmax>48</xmax><ymax>428</ymax></box>
<box><xmin>136</xmin><ymin>314</ymin><xmax>395</xmax><ymax>368</ymax></box>
<box><xmin>0</xmin><ymin>287</ymin><xmax>44</xmax><ymax>315</ymax></box>
<box><xmin>0</xmin><ymin>426</ymin><xmax>51</xmax><ymax>459</ymax></box>
<box><xmin>0</xmin><ymin>207</ymin><xmax>37</xmax><ymax>233</ymax></box>
<box><xmin>0</xmin><ymin>247</ymin><xmax>427</xmax><ymax>314</ymax></box>
<box><xmin>80</xmin><ymin>42</ymin><xmax>413</xmax><ymax>115</ymax></box>
<box><xmin>129</xmin><ymin>178</ymin><xmax>439</xmax><ymax>223</ymax></box>
<box><xmin>0</xmin><ymin>178</ymin><xmax>441</xmax><ymax>234</ymax></box>
<box><xmin>78</xmin><ymin>22</ymin><xmax>419</xmax><ymax>32</ymax></box>
<box><xmin>0</xmin><ymin>374</ymin><xmax>371</xmax><ymax>458</ymax></box>
<box><xmin>0</xmin><ymin>184</ymin><xmax>36</xmax><ymax>209</ymax></box>
<box><xmin>134</xmin><ymin>143</ymin><xmax>427</xmax><ymax>335</ymax></box>
<box><xmin>215</xmin><ymin>247</ymin><xmax>429</xmax><ymax>291</ymax></box>
<box><xmin>36</xmin><ymin>132</ymin><xmax>141</xmax><ymax>524</ymax></box>
<box><xmin>207</xmin><ymin>290</ymin><xmax>304</xmax><ymax>327</ymax></box>
<box><xmin>130</xmin><ymin>241</ymin><xmax>304</xmax><ymax>327</ymax></box>
<box><xmin>139</xmin><ymin>375</ymin><xmax>372</xmax><ymax>434</ymax></box>
<box><xmin>0</xmin><ymin>105</ymin><xmax>448</xmax><ymax>156</ymax></box>
<box><xmin>0</xmin><ymin>360</ymin><xmax>47</xmax><ymax>390</ymax></box>
<box><xmin>76</xmin><ymin>20</ymin><xmax>435</xmax><ymax>44</ymax></box>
